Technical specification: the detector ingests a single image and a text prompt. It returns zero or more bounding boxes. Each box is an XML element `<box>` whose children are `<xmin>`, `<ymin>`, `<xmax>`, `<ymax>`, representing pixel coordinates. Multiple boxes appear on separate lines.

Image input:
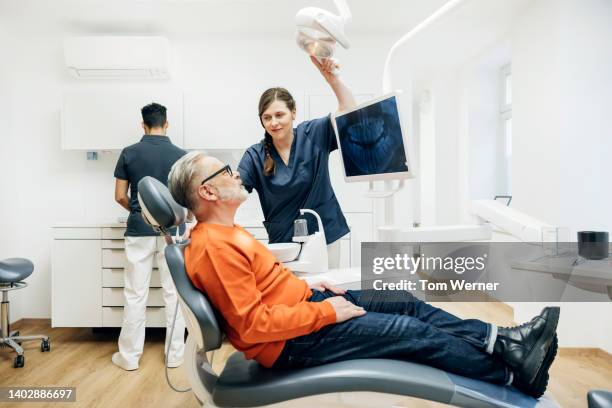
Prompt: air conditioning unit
<box><xmin>64</xmin><ymin>36</ymin><xmax>171</xmax><ymax>79</ymax></box>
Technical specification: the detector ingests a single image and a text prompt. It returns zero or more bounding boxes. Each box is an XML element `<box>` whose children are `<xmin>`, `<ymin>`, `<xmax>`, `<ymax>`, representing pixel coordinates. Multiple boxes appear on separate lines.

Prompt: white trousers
<box><xmin>118</xmin><ymin>236</ymin><xmax>186</xmax><ymax>365</ymax></box>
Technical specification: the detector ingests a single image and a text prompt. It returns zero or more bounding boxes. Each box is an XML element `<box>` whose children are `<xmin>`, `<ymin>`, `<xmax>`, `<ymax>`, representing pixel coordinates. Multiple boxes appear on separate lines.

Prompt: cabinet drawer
<box><xmin>102</xmin><ymin>239</ymin><xmax>125</xmax><ymax>249</ymax></box>
<box><xmin>102</xmin><ymin>307</ymin><xmax>165</xmax><ymax>327</ymax></box>
<box><xmin>102</xmin><ymin>228</ymin><xmax>126</xmax><ymax>239</ymax></box>
<box><xmin>102</xmin><ymin>249</ymin><xmax>159</xmax><ymax>268</ymax></box>
<box><xmin>102</xmin><ymin>268</ymin><xmax>161</xmax><ymax>287</ymax></box>
<box><xmin>53</xmin><ymin>228</ymin><xmax>102</xmax><ymax>239</ymax></box>
<box><xmin>102</xmin><ymin>287</ymin><xmax>164</xmax><ymax>306</ymax></box>
<box><xmin>102</xmin><ymin>249</ymin><xmax>126</xmax><ymax>268</ymax></box>
<box><xmin>246</xmin><ymin>227</ymin><xmax>268</xmax><ymax>240</ymax></box>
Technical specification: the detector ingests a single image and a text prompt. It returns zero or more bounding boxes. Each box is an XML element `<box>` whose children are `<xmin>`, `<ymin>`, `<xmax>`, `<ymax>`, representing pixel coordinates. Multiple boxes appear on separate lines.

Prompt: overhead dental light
<box><xmin>295</xmin><ymin>0</ymin><xmax>352</xmax><ymax>59</ymax></box>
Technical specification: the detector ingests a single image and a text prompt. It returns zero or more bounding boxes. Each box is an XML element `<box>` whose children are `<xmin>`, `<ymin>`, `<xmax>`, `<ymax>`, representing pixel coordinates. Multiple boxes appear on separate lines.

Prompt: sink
<box><xmin>266</xmin><ymin>242</ymin><xmax>301</xmax><ymax>263</ymax></box>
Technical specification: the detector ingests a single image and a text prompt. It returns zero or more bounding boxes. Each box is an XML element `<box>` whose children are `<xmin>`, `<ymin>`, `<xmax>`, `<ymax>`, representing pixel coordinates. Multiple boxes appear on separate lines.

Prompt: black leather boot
<box><xmin>493</xmin><ymin>307</ymin><xmax>560</xmax><ymax>384</ymax></box>
<box><xmin>512</xmin><ymin>334</ymin><xmax>558</xmax><ymax>399</ymax></box>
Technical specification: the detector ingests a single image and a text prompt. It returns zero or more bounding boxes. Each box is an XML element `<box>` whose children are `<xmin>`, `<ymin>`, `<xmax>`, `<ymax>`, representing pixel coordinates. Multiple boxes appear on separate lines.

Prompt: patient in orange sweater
<box><xmin>185</xmin><ymin>222</ymin><xmax>337</xmax><ymax>367</ymax></box>
<box><xmin>168</xmin><ymin>151</ymin><xmax>559</xmax><ymax>399</ymax></box>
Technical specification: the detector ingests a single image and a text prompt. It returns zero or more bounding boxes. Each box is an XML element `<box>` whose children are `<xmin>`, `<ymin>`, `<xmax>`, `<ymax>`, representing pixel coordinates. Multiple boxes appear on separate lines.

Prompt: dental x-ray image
<box><xmin>334</xmin><ymin>95</ymin><xmax>409</xmax><ymax>179</ymax></box>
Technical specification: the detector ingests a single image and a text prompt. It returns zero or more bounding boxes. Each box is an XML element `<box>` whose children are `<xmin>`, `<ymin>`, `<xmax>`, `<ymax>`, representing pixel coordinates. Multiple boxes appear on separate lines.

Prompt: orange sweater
<box><xmin>185</xmin><ymin>222</ymin><xmax>337</xmax><ymax>368</ymax></box>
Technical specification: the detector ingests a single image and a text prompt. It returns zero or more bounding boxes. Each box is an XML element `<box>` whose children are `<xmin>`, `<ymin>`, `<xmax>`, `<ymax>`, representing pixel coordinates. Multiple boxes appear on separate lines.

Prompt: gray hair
<box><xmin>168</xmin><ymin>151</ymin><xmax>206</xmax><ymax>211</ymax></box>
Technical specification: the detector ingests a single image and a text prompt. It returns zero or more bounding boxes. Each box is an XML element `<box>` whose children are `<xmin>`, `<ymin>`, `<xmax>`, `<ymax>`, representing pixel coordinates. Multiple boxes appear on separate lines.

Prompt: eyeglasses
<box><xmin>201</xmin><ymin>164</ymin><xmax>233</xmax><ymax>185</ymax></box>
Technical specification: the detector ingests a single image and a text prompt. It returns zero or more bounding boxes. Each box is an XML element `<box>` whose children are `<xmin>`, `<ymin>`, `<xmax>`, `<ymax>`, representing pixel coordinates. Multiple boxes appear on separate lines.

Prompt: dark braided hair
<box><xmin>263</xmin><ymin>133</ymin><xmax>275</xmax><ymax>176</ymax></box>
<box><xmin>258</xmin><ymin>87</ymin><xmax>296</xmax><ymax>176</ymax></box>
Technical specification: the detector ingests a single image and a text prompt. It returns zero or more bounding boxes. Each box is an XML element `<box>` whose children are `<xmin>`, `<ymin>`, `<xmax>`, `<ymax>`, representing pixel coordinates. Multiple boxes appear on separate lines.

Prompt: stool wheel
<box><xmin>41</xmin><ymin>339</ymin><xmax>50</xmax><ymax>352</ymax></box>
<box><xmin>14</xmin><ymin>355</ymin><xmax>24</xmax><ymax>368</ymax></box>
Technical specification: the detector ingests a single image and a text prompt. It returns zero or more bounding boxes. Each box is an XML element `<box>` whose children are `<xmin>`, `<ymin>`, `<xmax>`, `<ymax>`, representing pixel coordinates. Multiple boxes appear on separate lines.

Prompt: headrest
<box><xmin>137</xmin><ymin>176</ymin><xmax>186</xmax><ymax>234</ymax></box>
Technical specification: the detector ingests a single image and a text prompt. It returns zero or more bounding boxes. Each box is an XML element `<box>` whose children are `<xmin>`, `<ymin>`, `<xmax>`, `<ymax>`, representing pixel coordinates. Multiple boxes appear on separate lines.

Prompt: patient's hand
<box><xmin>324</xmin><ymin>296</ymin><xmax>366</xmax><ymax>323</ymax></box>
<box><xmin>310</xmin><ymin>281</ymin><xmax>346</xmax><ymax>295</ymax></box>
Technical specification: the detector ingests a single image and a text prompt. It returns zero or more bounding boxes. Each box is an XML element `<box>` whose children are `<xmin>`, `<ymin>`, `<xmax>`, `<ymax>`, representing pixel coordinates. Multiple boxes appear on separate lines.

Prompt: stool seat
<box><xmin>0</xmin><ymin>258</ymin><xmax>34</xmax><ymax>284</ymax></box>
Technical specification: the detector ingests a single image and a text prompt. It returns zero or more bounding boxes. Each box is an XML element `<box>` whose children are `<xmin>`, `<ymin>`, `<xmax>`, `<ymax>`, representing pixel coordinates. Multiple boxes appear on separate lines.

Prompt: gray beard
<box><xmin>218</xmin><ymin>185</ymin><xmax>249</xmax><ymax>203</ymax></box>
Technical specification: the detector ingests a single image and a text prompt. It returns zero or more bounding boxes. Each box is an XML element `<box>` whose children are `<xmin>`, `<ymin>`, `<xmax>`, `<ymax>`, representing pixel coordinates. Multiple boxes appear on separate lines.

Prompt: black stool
<box><xmin>0</xmin><ymin>258</ymin><xmax>50</xmax><ymax>368</ymax></box>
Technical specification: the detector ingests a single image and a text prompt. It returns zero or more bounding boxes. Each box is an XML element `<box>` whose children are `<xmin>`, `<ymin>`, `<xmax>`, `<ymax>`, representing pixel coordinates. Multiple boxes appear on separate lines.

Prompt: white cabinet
<box><xmin>52</xmin><ymin>236</ymin><xmax>102</xmax><ymax>327</ymax></box>
<box><xmin>52</xmin><ymin>225</ymin><xmax>165</xmax><ymax>328</ymax></box>
<box><xmin>52</xmin><ymin>218</ymin><xmax>370</xmax><ymax>328</ymax></box>
<box><xmin>61</xmin><ymin>85</ymin><xmax>184</xmax><ymax>150</ymax></box>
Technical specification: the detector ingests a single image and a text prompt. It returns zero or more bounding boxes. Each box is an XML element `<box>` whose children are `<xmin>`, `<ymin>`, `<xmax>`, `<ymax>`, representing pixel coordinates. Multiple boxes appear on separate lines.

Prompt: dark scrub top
<box><xmin>238</xmin><ymin>116</ymin><xmax>349</xmax><ymax>245</ymax></box>
<box><xmin>114</xmin><ymin>135</ymin><xmax>186</xmax><ymax>237</ymax></box>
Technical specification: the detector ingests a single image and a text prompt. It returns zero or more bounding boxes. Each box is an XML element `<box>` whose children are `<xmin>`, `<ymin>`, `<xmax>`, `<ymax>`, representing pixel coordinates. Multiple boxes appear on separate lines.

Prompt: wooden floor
<box><xmin>1</xmin><ymin>303</ymin><xmax>611</xmax><ymax>408</ymax></box>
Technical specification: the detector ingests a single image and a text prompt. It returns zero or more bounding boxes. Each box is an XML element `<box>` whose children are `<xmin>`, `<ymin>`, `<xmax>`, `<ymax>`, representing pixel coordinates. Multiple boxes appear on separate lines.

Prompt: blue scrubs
<box><xmin>238</xmin><ymin>116</ymin><xmax>349</xmax><ymax>245</ymax></box>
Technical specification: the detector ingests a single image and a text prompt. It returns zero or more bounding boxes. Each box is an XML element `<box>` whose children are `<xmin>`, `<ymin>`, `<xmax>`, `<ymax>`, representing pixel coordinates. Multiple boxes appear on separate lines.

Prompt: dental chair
<box><xmin>137</xmin><ymin>175</ymin><xmax>559</xmax><ymax>408</ymax></box>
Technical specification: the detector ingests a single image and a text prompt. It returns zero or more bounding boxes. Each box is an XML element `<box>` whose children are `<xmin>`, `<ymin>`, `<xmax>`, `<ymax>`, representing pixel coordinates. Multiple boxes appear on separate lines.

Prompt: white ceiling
<box><xmin>0</xmin><ymin>0</ymin><xmax>451</xmax><ymax>36</ymax></box>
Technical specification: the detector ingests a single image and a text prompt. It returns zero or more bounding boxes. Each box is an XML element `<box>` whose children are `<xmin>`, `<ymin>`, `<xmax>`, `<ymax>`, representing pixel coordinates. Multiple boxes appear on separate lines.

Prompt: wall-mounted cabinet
<box><xmin>183</xmin><ymin>89</ymin><xmax>306</xmax><ymax>150</ymax></box>
<box><xmin>61</xmin><ymin>85</ymin><xmax>184</xmax><ymax>150</ymax></box>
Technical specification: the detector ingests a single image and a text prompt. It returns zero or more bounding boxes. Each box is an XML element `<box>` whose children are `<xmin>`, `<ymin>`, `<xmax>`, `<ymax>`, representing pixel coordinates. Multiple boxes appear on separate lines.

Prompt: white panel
<box><xmin>345</xmin><ymin>213</ymin><xmax>373</xmax><ymax>267</ymax></box>
<box><xmin>339</xmin><ymin>239</ymin><xmax>351</xmax><ymax>268</ymax></box>
<box><xmin>61</xmin><ymin>85</ymin><xmax>184</xmax><ymax>150</ymax></box>
<box><xmin>103</xmin><ymin>287</ymin><xmax>164</xmax><ymax>306</ymax></box>
<box><xmin>52</xmin><ymin>240</ymin><xmax>102</xmax><ymax>327</ymax></box>
<box><xmin>103</xmin><ymin>307</ymin><xmax>165</xmax><ymax>328</ymax></box>
<box><xmin>184</xmin><ymin>89</ymin><xmax>305</xmax><ymax>150</ymax></box>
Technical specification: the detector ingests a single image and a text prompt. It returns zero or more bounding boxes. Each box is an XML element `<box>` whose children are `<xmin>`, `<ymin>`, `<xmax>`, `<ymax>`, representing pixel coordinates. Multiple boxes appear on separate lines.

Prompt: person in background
<box><xmin>112</xmin><ymin>102</ymin><xmax>191</xmax><ymax>370</ymax></box>
<box><xmin>238</xmin><ymin>57</ymin><xmax>356</xmax><ymax>269</ymax></box>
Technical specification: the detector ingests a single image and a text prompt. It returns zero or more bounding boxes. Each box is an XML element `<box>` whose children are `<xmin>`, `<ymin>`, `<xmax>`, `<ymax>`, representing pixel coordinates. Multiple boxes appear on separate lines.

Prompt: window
<box><xmin>500</xmin><ymin>64</ymin><xmax>512</xmax><ymax>195</ymax></box>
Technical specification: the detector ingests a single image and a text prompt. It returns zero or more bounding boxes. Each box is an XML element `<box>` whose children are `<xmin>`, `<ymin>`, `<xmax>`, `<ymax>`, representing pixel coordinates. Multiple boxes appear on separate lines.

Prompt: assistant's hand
<box><xmin>324</xmin><ymin>296</ymin><xmax>366</xmax><ymax>323</ymax></box>
<box><xmin>310</xmin><ymin>56</ymin><xmax>339</xmax><ymax>83</ymax></box>
<box><xmin>310</xmin><ymin>281</ymin><xmax>346</xmax><ymax>295</ymax></box>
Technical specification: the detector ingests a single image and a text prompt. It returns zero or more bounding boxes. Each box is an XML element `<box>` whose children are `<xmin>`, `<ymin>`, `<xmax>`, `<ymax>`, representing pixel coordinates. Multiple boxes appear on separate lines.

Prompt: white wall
<box><xmin>0</xmin><ymin>21</ymin><xmax>398</xmax><ymax>321</ymax></box>
<box><xmin>465</xmin><ymin>50</ymin><xmax>507</xmax><ymax>203</ymax></box>
<box><xmin>387</xmin><ymin>0</ymin><xmax>612</xmax><ymax>352</ymax></box>
<box><xmin>510</xmin><ymin>0</ymin><xmax>612</xmax><ymax>353</ymax></box>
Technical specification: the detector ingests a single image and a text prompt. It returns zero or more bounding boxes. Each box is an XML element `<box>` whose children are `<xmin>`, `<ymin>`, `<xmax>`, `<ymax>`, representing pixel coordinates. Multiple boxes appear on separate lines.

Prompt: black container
<box><xmin>577</xmin><ymin>231</ymin><xmax>609</xmax><ymax>260</ymax></box>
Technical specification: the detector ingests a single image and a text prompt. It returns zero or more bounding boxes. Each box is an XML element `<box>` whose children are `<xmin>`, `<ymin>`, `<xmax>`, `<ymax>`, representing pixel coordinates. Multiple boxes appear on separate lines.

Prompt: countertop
<box><xmin>53</xmin><ymin>219</ymin><xmax>266</xmax><ymax>229</ymax></box>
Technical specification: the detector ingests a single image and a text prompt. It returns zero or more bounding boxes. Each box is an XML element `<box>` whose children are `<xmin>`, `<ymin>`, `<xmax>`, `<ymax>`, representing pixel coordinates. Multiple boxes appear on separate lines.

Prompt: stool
<box><xmin>589</xmin><ymin>390</ymin><xmax>612</xmax><ymax>408</ymax></box>
<box><xmin>0</xmin><ymin>258</ymin><xmax>50</xmax><ymax>368</ymax></box>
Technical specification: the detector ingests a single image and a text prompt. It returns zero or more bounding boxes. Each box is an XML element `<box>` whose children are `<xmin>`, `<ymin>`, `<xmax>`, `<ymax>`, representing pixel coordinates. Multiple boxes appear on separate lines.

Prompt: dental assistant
<box><xmin>238</xmin><ymin>57</ymin><xmax>356</xmax><ymax>268</ymax></box>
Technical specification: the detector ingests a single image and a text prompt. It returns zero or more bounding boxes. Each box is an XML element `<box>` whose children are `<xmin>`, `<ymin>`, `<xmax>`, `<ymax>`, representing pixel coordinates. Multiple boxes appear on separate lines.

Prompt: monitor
<box><xmin>332</xmin><ymin>92</ymin><xmax>414</xmax><ymax>182</ymax></box>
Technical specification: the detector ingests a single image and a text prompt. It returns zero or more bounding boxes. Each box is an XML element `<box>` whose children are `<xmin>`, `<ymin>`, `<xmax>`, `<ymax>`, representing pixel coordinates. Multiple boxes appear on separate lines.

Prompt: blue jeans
<box><xmin>272</xmin><ymin>289</ymin><xmax>511</xmax><ymax>385</ymax></box>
